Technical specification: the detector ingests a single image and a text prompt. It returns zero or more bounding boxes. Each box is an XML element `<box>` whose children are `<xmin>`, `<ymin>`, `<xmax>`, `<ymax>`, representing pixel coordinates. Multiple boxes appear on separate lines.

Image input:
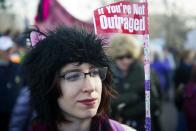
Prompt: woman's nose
<box><xmin>81</xmin><ymin>75</ymin><xmax>95</xmax><ymax>93</ymax></box>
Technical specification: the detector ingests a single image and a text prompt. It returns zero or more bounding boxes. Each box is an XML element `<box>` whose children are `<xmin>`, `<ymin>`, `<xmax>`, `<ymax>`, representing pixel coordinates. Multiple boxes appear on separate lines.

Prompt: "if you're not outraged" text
<box><xmin>94</xmin><ymin>2</ymin><xmax>148</xmax><ymax>34</ymax></box>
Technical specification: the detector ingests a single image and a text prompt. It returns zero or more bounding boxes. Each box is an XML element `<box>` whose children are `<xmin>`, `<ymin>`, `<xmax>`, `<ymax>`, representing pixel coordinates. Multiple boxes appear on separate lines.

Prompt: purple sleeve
<box><xmin>109</xmin><ymin>119</ymin><xmax>124</xmax><ymax>131</ymax></box>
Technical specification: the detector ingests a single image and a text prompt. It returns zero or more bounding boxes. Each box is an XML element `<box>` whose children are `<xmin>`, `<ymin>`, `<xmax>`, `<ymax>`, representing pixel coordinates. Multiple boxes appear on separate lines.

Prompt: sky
<box><xmin>1</xmin><ymin>0</ymin><xmax>196</xmax><ymax>24</ymax></box>
<box><xmin>148</xmin><ymin>0</ymin><xmax>196</xmax><ymax>16</ymax></box>
<box><xmin>58</xmin><ymin>0</ymin><xmax>196</xmax><ymax>22</ymax></box>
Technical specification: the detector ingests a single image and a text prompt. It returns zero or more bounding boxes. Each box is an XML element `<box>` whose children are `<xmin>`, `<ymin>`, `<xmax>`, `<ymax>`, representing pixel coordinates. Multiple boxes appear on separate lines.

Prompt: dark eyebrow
<box><xmin>89</xmin><ymin>65</ymin><xmax>96</xmax><ymax>70</ymax></box>
<box><xmin>60</xmin><ymin>69</ymin><xmax>81</xmax><ymax>76</ymax></box>
<box><xmin>60</xmin><ymin>65</ymin><xmax>96</xmax><ymax>75</ymax></box>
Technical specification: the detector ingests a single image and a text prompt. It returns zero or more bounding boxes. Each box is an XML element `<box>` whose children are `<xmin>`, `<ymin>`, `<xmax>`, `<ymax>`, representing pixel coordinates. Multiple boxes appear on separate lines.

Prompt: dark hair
<box><xmin>23</xmin><ymin>26</ymin><xmax>114</xmax><ymax>130</ymax></box>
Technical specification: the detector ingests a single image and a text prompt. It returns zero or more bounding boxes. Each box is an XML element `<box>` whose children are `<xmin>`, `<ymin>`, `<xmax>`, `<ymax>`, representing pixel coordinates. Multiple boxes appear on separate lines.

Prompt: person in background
<box><xmin>107</xmin><ymin>34</ymin><xmax>162</xmax><ymax>131</ymax></box>
<box><xmin>183</xmin><ymin>63</ymin><xmax>196</xmax><ymax>131</ymax></box>
<box><xmin>9</xmin><ymin>32</ymin><xmax>31</xmax><ymax>131</ymax></box>
<box><xmin>162</xmin><ymin>47</ymin><xmax>176</xmax><ymax>100</ymax></box>
<box><xmin>0</xmin><ymin>31</ymin><xmax>22</xmax><ymax>131</ymax></box>
<box><xmin>9</xmin><ymin>87</ymin><xmax>33</xmax><ymax>131</ymax></box>
<box><xmin>12</xmin><ymin>32</ymin><xmax>27</xmax><ymax>63</ymax></box>
<box><xmin>22</xmin><ymin>26</ymin><xmax>136</xmax><ymax>131</ymax></box>
<box><xmin>174</xmin><ymin>49</ymin><xmax>195</xmax><ymax>131</ymax></box>
<box><xmin>151</xmin><ymin>52</ymin><xmax>168</xmax><ymax>95</ymax></box>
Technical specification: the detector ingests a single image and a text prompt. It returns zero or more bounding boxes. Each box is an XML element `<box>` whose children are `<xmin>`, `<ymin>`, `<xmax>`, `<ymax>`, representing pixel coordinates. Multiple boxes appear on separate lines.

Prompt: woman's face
<box><xmin>57</xmin><ymin>63</ymin><xmax>103</xmax><ymax>121</ymax></box>
<box><xmin>115</xmin><ymin>54</ymin><xmax>133</xmax><ymax>72</ymax></box>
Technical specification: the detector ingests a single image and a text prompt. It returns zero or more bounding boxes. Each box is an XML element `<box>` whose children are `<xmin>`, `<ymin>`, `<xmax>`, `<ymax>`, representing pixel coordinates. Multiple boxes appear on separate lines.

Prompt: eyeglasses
<box><xmin>59</xmin><ymin>67</ymin><xmax>108</xmax><ymax>82</ymax></box>
<box><xmin>116</xmin><ymin>54</ymin><xmax>132</xmax><ymax>60</ymax></box>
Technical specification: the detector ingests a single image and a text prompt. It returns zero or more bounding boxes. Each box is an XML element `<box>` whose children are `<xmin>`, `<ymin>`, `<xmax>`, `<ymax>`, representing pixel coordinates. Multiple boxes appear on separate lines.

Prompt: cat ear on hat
<box><xmin>27</xmin><ymin>27</ymin><xmax>47</xmax><ymax>48</ymax></box>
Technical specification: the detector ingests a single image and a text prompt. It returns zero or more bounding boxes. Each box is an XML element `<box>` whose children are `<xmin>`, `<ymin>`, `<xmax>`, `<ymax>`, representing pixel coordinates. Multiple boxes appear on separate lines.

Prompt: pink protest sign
<box><xmin>93</xmin><ymin>1</ymin><xmax>149</xmax><ymax>35</ymax></box>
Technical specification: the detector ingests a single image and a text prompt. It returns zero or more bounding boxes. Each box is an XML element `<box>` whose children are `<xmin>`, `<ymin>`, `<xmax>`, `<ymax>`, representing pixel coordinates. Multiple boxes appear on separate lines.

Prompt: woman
<box><xmin>183</xmin><ymin>64</ymin><xmax>196</xmax><ymax>131</ymax></box>
<box><xmin>174</xmin><ymin>49</ymin><xmax>195</xmax><ymax>131</ymax></box>
<box><xmin>23</xmin><ymin>26</ymin><xmax>136</xmax><ymax>131</ymax></box>
<box><xmin>106</xmin><ymin>34</ymin><xmax>161</xmax><ymax>131</ymax></box>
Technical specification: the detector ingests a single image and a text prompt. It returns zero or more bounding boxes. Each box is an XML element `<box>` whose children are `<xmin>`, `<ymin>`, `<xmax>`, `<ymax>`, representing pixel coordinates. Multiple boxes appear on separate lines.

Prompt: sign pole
<box><xmin>142</xmin><ymin>0</ymin><xmax>151</xmax><ymax>131</ymax></box>
<box><xmin>143</xmin><ymin>34</ymin><xmax>151</xmax><ymax>131</ymax></box>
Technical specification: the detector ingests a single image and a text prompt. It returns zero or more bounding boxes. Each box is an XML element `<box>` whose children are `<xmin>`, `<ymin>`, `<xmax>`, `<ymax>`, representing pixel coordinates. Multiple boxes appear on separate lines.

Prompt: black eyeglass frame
<box><xmin>59</xmin><ymin>67</ymin><xmax>108</xmax><ymax>81</ymax></box>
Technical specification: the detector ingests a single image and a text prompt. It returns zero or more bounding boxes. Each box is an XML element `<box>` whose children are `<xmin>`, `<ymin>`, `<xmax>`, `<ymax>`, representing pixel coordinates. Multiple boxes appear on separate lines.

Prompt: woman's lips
<box><xmin>78</xmin><ymin>98</ymin><xmax>96</xmax><ymax>106</ymax></box>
